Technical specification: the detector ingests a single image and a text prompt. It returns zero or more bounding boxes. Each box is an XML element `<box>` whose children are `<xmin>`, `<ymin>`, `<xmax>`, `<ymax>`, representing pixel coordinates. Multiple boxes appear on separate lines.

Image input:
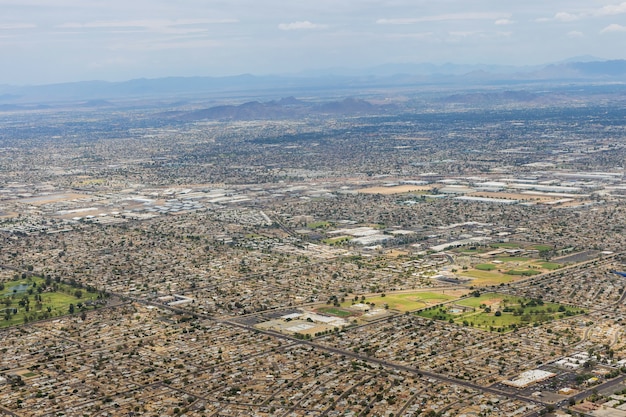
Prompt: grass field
<box><xmin>343</xmin><ymin>291</ymin><xmax>461</xmax><ymax>312</ymax></box>
<box><xmin>308</xmin><ymin>221</ymin><xmax>331</xmax><ymax>229</ymax></box>
<box><xmin>417</xmin><ymin>292</ymin><xmax>584</xmax><ymax>332</ymax></box>
<box><xmin>529</xmin><ymin>245</ymin><xmax>553</xmax><ymax>251</ymax></box>
<box><xmin>317</xmin><ymin>307</ymin><xmax>355</xmax><ymax>317</ymax></box>
<box><xmin>322</xmin><ymin>236</ymin><xmax>352</xmax><ymax>245</ymax></box>
<box><xmin>462</xmin><ymin>256</ymin><xmax>562</xmax><ymax>286</ymax></box>
<box><xmin>540</xmin><ymin>262</ymin><xmax>562</xmax><ymax>270</ymax></box>
<box><xmin>1</xmin><ymin>276</ymin><xmax>101</xmax><ymax>328</ymax></box>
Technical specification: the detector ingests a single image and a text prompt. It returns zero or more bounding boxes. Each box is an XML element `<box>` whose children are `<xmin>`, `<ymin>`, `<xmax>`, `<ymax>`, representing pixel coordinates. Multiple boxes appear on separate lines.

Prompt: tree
<box><xmin>68</xmin><ymin>304</ymin><xmax>75</xmax><ymax>314</ymax></box>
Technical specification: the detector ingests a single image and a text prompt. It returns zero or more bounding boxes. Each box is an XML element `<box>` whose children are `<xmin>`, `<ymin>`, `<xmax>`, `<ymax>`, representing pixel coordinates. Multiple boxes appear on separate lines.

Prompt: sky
<box><xmin>0</xmin><ymin>0</ymin><xmax>625</xmax><ymax>85</ymax></box>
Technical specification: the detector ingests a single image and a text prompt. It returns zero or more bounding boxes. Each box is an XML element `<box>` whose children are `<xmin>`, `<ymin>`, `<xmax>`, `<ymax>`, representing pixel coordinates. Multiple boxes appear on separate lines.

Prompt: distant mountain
<box><xmin>559</xmin><ymin>55</ymin><xmax>604</xmax><ymax>63</ymax></box>
<box><xmin>164</xmin><ymin>97</ymin><xmax>386</xmax><ymax>121</ymax></box>
<box><xmin>81</xmin><ymin>99</ymin><xmax>116</xmax><ymax>107</ymax></box>
<box><xmin>0</xmin><ymin>93</ymin><xmax>21</xmax><ymax>102</ymax></box>
<box><xmin>0</xmin><ymin>59</ymin><xmax>625</xmax><ymax>107</ymax></box>
<box><xmin>317</xmin><ymin>97</ymin><xmax>377</xmax><ymax>114</ymax></box>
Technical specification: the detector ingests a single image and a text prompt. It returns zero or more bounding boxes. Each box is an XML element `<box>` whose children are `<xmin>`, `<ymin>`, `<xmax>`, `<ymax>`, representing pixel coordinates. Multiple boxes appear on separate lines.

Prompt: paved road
<box><xmin>0</xmin><ymin>406</ymin><xmax>20</xmax><ymax>417</ymax></box>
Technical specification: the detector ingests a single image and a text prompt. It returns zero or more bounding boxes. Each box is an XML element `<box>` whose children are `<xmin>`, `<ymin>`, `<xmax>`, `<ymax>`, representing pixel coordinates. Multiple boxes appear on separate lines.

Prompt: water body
<box><xmin>10</xmin><ymin>283</ymin><xmax>30</xmax><ymax>295</ymax></box>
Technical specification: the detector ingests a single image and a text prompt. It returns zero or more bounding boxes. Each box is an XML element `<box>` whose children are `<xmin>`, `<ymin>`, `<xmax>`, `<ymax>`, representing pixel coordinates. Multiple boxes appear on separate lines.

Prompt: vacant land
<box><xmin>461</xmin><ymin>269</ymin><xmax>516</xmax><ymax>286</ymax></box>
<box><xmin>357</xmin><ymin>185</ymin><xmax>433</xmax><ymax>195</ymax></box>
<box><xmin>470</xmin><ymin>191</ymin><xmax>556</xmax><ymax>202</ymax></box>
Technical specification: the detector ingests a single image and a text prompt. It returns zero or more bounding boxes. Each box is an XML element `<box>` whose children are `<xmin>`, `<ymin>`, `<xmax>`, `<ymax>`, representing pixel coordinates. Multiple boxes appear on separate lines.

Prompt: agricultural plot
<box><xmin>417</xmin><ymin>292</ymin><xmax>584</xmax><ymax>332</ymax></box>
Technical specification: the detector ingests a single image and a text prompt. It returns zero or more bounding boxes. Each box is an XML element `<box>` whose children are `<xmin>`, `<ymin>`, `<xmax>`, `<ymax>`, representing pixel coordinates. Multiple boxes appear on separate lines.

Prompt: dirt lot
<box><xmin>358</xmin><ymin>185</ymin><xmax>433</xmax><ymax>195</ymax></box>
<box><xmin>469</xmin><ymin>191</ymin><xmax>556</xmax><ymax>201</ymax></box>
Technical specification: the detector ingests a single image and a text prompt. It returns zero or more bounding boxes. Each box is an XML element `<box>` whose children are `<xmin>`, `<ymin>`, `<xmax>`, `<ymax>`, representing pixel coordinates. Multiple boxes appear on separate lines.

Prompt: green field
<box><xmin>417</xmin><ymin>292</ymin><xmax>584</xmax><ymax>332</ymax></box>
<box><xmin>530</xmin><ymin>245</ymin><xmax>553</xmax><ymax>251</ymax></box>
<box><xmin>308</xmin><ymin>221</ymin><xmax>331</xmax><ymax>229</ymax></box>
<box><xmin>475</xmin><ymin>264</ymin><xmax>496</xmax><ymax>271</ymax></box>
<box><xmin>344</xmin><ymin>291</ymin><xmax>460</xmax><ymax>312</ymax></box>
<box><xmin>323</xmin><ymin>236</ymin><xmax>352</xmax><ymax>245</ymax></box>
<box><xmin>540</xmin><ymin>262</ymin><xmax>562</xmax><ymax>270</ymax></box>
<box><xmin>1</xmin><ymin>276</ymin><xmax>102</xmax><ymax>328</ymax></box>
<box><xmin>317</xmin><ymin>307</ymin><xmax>355</xmax><ymax>317</ymax></box>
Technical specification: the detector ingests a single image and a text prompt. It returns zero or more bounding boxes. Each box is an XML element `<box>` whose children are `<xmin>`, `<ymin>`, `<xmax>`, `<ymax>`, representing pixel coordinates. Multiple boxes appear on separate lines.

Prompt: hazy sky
<box><xmin>1</xmin><ymin>0</ymin><xmax>625</xmax><ymax>85</ymax></box>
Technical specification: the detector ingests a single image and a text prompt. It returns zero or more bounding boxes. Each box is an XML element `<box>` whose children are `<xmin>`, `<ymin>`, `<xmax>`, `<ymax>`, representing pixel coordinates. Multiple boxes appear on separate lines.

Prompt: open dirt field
<box><xmin>358</xmin><ymin>185</ymin><xmax>434</xmax><ymax>195</ymax></box>
<box><xmin>469</xmin><ymin>191</ymin><xmax>556</xmax><ymax>201</ymax></box>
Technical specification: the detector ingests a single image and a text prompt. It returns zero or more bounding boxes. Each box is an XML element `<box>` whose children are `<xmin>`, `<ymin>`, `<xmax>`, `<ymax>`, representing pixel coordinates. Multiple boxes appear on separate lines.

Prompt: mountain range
<box><xmin>0</xmin><ymin>59</ymin><xmax>625</xmax><ymax>108</ymax></box>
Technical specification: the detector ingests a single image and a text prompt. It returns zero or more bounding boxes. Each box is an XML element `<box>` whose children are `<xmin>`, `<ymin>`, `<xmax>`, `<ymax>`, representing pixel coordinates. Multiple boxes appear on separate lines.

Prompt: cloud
<box><xmin>567</xmin><ymin>30</ymin><xmax>584</xmax><ymax>38</ymax></box>
<box><xmin>109</xmin><ymin>37</ymin><xmax>221</xmax><ymax>51</ymax></box>
<box><xmin>0</xmin><ymin>23</ymin><xmax>37</xmax><ymax>29</ymax></box>
<box><xmin>596</xmin><ymin>2</ymin><xmax>626</xmax><ymax>16</ymax></box>
<box><xmin>386</xmin><ymin>32</ymin><xmax>434</xmax><ymax>40</ymax></box>
<box><xmin>555</xmin><ymin>12</ymin><xmax>581</xmax><ymax>22</ymax></box>
<box><xmin>536</xmin><ymin>12</ymin><xmax>581</xmax><ymax>23</ymax></box>
<box><xmin>377</xmin><ymin>12</ymin><xmax>510</xmax><ymax>25</ymax></box>
<box><xmin>536</xmin><ymin>3</ymin><xmax>626</xmax><ymax>23</ymax></box>
<box><xmin>601</xmin><ymin>23</ymin><xmax>626</xmax><ymax>33</ymax></box>
<box><xmin>58</xmin><ymin>18</ymin><xmax>237</xmax><ymax>30</ymax></box>
<box><xmin>277</xmin><ymin>21</ymin><xmax>326</xmax><ymax>31</ymax></box>
<box><xmin>494</xmin><ymin>19</ymin><xmax>514</xmax><ymax>26</ymax></box>
<box><xmin>448</xmin><ymin>31</ymin><xmax>480</xmax><ymax>38</ymax></box>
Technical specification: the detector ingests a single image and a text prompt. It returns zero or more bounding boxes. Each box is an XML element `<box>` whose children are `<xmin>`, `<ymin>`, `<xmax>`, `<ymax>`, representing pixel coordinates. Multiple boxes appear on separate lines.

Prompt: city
<box><xmin>1</xmin><ymin>82</ymin><xmax>626</xmax><ymax>416</ymax></box>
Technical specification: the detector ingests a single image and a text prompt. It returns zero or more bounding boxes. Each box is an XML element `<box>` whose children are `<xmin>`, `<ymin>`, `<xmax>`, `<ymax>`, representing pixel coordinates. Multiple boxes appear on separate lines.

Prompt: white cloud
<box><xmin>536</xmin><ymin>12</ymin><xmax>581</xmax><ymax>23</ymax></box>
<box><xmin>0</xmin><ymin>23</ymin><xmax>37</xmax><ymax>29</ymax></box>
<box><xmin>596</xmin><ymin>2</ymin><xmax>626</xmax><ymax>16</ymax></box>
<box><xmin>386</xmin><ymin>32</ymin><xmax>434</xmax><ymax>40</ymax></box>
<box><xmin>495</xmin><ymin>19</ymin><xmax>514</xmax><ymax>26</ymax></box>
<box><xmin>377</xmin><ymin>12</ymin><xmax>510</xmax><ymax>25</ymax></box>
<box><xmin>109</xmin><ymin>37</ymin><xmax>221</xmax><ymax>51</ymax></box>
<box><xmin>556</xmin><ymin>12</ymin><xmax>580</xmax><ymax>22</ymax></box>
<box><xmin>601</xmin><ymin>23</ymin><xmax>626</xmax><ymax>33</ymax></box>
<box><xmin>278</xmin><ymin>21</ymin><xmax>326</xmax><ymax>31</ymax></box>
<box><xmin>567</xmin><ymin>30</ymin><xmax>584</xmax><ymax>38</ymax></box>
<box><xmin>448</xmin><ymin>31</ymin><xmax>481</xmax><ymax>38</ymax></box>
<box><xmin>58</xmin><ymin>18</ymin><xmax>237</xmax><ymax>30</ymax></box>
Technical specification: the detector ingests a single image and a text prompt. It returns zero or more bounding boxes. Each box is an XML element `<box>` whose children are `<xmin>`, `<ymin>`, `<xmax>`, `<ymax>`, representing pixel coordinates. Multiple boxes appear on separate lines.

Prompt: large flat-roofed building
<box><xmin>503</xmin><ymin>370</ymin><xmax>556</xmax><ymax>388</ymax></box>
